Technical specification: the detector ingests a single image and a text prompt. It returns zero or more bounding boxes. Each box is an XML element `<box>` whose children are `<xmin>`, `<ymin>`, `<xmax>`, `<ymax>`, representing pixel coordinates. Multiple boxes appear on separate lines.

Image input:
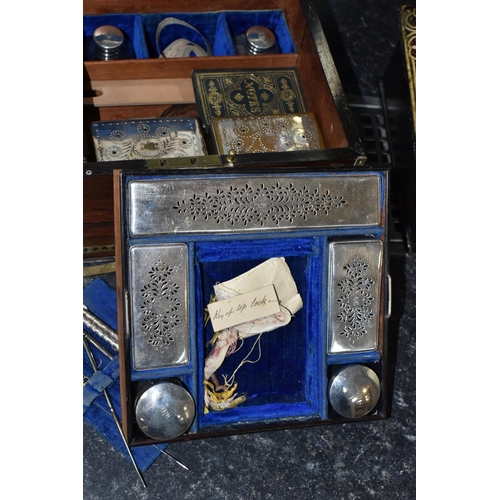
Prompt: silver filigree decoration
<box><xmin>173</xmin><ymin>182</ymin><xmax>346</xmax><ymax>226</ymax></box>
<box><xmin>336</xmin><ymin>255</ymin><xmax>375</xmax><ymax>341</ymax></box>
<box><xmin>139</xmin><ymin>260</ymin><xmax>181</xmax><ymax>352</ymax></box>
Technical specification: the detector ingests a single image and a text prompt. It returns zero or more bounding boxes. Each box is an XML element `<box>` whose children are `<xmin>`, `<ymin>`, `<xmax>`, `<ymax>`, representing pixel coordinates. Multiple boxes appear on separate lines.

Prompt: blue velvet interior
<box><xmin>83</xmin><ymin>14</ymin><xmax>148</xmax><ymax>60</ymax></box>
<box><xmin>224</xmin><ymin>10</ymin><xmax>295</xmax><ymax>54</ymax></box>
<box><xmin>119</xmin><ymin>171</ymin><xmax>386</xmax><ymax>435</ymax></box>
<box><xmin>142</xmin><ymin>12</ymin><xmax>235</xmax><ymax>57</ymax></box>
<box><xmin>195</xmin><ymin>237</ymin><xmax>324</xmax><ymax>429</ymax></box>
<box><xmin>124</xmin><ymin>241</ymin><xmax>199</xmax><ymax>432</ymax></box>
<box><xmin>83</xmin><ymin>279</ymin><xmax>168</xmax><ymax>469</ymax></box>
<box><xmin>83</xmin><ymin>10</ymin><xmax>295</xmax><ymax>60</ymax></box>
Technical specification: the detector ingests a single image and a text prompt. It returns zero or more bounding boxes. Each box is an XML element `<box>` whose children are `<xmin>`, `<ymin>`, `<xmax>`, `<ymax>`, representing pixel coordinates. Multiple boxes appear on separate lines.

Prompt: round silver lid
<box><xmin>93</xmin><ymin>25</ymin><xmax>124</xmax><ymax>60</ymax></box>
<box><xmin>328</xmin><ymin>364</ymin><xmax>381</xmax><ymax>419</ymax></box>
<box><xmin>135</xmin><ymin>382</ymin><xmax>195</xmax><ymax>440</ymax></box>
<box><xmin>245</xmin><ymin>26</ymin><xmax>276</xmax><ymax>54</ymax></box>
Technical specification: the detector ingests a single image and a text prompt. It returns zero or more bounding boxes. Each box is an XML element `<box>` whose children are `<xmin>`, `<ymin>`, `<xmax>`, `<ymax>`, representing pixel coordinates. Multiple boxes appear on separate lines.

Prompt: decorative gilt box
<box><xmin>191</xmin><ymin>68</ymin><xmax>308</xmax><ymax>130</ymax></box>
<box><xmin>91</xmin><ymin>117</ymin><xmax>207</xmax><ymax>161</ymax></box>
<box><xmin>83</xmin><ymin>0</ymin><xmax>367</xmax><ymax>259</ymax></box>
<box><xmin>114</xmin><ymin>164</ymin><xmax>390</xmax><ymax>445</ymax></box>
<box><xmin>380</xmin><ymin>5</ymin><xmax>416</xmax><ymax>252</ymax></box>
<box><xmin>211</xmin><ymin>113</ymin><xmax>325</xmax><ymax>154</ymax></box>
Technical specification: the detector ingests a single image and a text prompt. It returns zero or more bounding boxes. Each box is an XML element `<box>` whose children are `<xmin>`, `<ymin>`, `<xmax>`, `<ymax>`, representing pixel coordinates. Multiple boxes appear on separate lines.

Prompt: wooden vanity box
<box><xmin>83</xmin><ymin>0</ymin><xmax>391</xmax><ymax>445</ymax></box>
<box><xmin>114</xmin><ymin>164</ymin><xmax>390</xmax><ymax>445</ymax></box>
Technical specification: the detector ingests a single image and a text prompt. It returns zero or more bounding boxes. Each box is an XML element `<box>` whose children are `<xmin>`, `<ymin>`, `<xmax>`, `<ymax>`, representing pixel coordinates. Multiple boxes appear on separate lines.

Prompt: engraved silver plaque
<box><xmin>327</xmin><ymin>240</ymin><xmax>383</xmax><ymax>354</ymax></box>
<box><xmin>128</xmin><ymin>174</ymin><xmax>380</xmax><ymax>237</ymax></box>
<box><xmin>129</xmin><ymin>244</ymin><xmax>189</xmax><ymax>370</ymax></box>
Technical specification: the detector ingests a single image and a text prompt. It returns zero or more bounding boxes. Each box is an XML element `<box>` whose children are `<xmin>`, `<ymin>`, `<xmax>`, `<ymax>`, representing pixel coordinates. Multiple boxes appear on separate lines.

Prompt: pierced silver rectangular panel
<box><xmin>129</xmin><ymin>244</ymin><xmax>189</xmax><ymax>370</ymax></box>
<box><xmin>327</xmin><ymin>240</ymin><xmax>383</xmax><ymax>354</ymax></box>
<box><xmin>127</xmin><ymin>174</ymin><xmax>380</xmax><ymax>236</ymax></box>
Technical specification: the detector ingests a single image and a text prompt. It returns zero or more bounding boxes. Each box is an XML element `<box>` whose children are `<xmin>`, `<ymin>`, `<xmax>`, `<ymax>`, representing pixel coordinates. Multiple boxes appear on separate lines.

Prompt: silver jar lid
<box><xmin>93</xmin><ymin>25</ymin><xmax>124</xmax><ymax>61</ymax></box>
<box><xmin>328</xmin><ymin>364</ymin><xmax>381</xmax><ymax>418</ymax></box>
<box><xmin>245</xmin><ymin>26</ymin><xmax>276</xmax><ymax>55</ymax></box>
<box><xmin>135</xmin><ymin>380</ymin><xmax>195</xmax><ymax>440</ymax></box>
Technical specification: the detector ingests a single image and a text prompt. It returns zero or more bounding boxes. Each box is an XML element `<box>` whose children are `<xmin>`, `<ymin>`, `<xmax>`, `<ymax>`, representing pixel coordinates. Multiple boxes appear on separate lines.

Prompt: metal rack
<box><xmin>347</xmin><ymin>95</ymin><xmax>406</xmax><ymax>254</ymax></box>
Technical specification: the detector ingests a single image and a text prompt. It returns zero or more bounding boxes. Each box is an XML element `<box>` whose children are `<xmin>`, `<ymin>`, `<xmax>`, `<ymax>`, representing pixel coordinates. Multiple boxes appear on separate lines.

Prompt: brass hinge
<box><xmin>354</xmin><ymin>155</ymin><xmax>367</xmax><ymax>166</ymax></box>
<box><xmin>147</xmin><ymin>154</ymin><xmax>232</xmax><ymax>169</ymax></box>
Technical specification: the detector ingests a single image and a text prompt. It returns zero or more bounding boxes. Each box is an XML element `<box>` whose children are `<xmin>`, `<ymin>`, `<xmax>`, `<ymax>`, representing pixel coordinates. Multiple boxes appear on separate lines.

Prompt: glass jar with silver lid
<box><xmin>245</xmin><ymin>26</ymin><xmax>276</xmax><ymax>54</ymax></box>
<box><xmin>235</xmin><ymin>25</ymin><xmax>277</xmax><ymax>55</ymax></box>
<box><xmin>93</xmin><ymin>25</ymin><xmax>125</xmax><ymax>61</ymax></box>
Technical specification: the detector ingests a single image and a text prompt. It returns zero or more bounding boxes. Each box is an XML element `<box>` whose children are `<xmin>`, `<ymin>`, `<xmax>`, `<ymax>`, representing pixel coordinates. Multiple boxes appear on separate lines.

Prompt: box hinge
<box><xmin>354</xmin><ymin>155</ymin><xmax>367</xmax><ymax>166</ymax></box>
<box><xmin>147</xmin><ymin>154</ymin><xmax>231</xmax><ymax>169</ymax></box>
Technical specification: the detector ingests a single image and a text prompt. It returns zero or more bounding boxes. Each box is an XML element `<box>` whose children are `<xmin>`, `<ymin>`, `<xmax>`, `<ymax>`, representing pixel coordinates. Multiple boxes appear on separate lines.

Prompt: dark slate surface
<box><xmin>318</xmin><ymin>0</ymin><xmax>414</xmax><ymax>97</ymax></box>
<box><xmin>83</xmin><ymin>1</ymin><xmax>416</xmax><ymax>497</ymax></box>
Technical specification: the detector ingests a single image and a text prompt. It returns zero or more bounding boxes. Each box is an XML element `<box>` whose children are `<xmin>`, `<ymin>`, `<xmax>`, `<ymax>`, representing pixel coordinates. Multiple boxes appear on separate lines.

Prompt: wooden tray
<box><xmin>83</xmin><ymin>0</ymin><xmax>367</xmax><ymax>259</ymax></box>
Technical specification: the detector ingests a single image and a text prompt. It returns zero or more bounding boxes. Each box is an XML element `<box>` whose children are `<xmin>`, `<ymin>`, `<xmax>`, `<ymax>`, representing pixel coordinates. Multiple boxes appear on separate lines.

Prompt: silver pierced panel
<box><xmin>129</xmin><ymin>244</ymin><xmax>189</xmax><ymax>370</ymax></box>
<box><xmin>327</xmin><ymin>240</ymin><xmax>383</xmax><ymax>354</ymax></box>
<box><xmin>127</xmin><ymin>174</ymin><xmax>381</xmax><ymax>236</ymax></box>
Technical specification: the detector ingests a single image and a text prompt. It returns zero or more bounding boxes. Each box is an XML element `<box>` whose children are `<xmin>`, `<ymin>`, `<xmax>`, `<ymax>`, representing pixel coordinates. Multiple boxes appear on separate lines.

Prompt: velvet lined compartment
<box><xmin>224</xmin><ymin>10</ymin><xmax>296</xmax><ymax>53</ymax></box>
<box><xmin>195</xmin><ymin>237</ymin><xmax>324</xmax><ymax>429</ymax></box>
<box><xmin>83</xmin><ymin>14</ymin><xmax>148</xmax><ymax>60</ymax></box>
<box><xmin>141</xmin><ymin>12</ymin><xmax>235</xmax><ymax>57</ymax></box>
<box><xmin>83</xmin><ymin>10</ymin><xmax>295</xmax><ymax>61</ymax></box>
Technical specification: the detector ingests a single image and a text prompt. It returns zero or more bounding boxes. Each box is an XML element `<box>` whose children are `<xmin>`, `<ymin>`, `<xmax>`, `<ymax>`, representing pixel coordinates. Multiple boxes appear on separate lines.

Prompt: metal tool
<box><xmin>83</xmin><ymin>336</ymin><xmax>147</xmax><ymax>488</ymax></box>
<box><xmin>83</xmin><ymin>305</ymin><xmax>119</xmax><ymax>352</ymax></box>
<box><xmin>82</xmin><ymin>316</ymin><xmax>190</xmax><ymax>470</ymax></box>
<box><xmin>83</xmin><ymin>330</ymin><xmax>114</xmax><ymax>360</ymax></box>
<box><xmin>153</xmin><ymin>446</ymin><xmax>190</xmax><ymax>471</ymax></box>
<box><xmin>90</xmin><ymin>397</ymin><xmax>190</xmax><ymax>471</ymax></box>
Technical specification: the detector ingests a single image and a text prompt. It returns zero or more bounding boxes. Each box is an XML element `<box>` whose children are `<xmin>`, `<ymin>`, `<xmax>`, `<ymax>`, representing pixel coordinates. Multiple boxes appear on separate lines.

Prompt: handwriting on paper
<box><xmin>207</xmin><ymin>285</ymin><xmax>280</xmax><ymax>332</ymax></box>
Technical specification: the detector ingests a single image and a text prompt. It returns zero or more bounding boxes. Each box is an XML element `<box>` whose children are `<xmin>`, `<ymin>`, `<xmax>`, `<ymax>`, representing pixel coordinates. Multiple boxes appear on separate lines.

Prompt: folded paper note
<box><xmin>207</xmin><ymin>284</ymin><xmax>281</xmax><ymax>332</ymax></box>
<box><xmin>213</xmin><ymin>257</ymin><xmax>303</xmax><ymax>324</ymax></box>
<box><xmin>203</xmin><ymin>257</ymin><xmax>303</xmax><ymax>411</ymax></box>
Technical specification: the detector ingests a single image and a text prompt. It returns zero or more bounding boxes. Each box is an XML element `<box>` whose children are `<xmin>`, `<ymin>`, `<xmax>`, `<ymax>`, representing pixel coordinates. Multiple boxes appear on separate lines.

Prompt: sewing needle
<box><xmin>82</xmin><ymin>323</ymin><xmax>191</xmax><ymax>471</ymax></box>
<box><xmin>153</xmin><ymin>445</ymin><xmax>190</xmax><ymax>471</ymax></box>
<box><xmin>83</xmin><ymin>337</ymin><xmax>147</xmax><ymax>488</ymax></box>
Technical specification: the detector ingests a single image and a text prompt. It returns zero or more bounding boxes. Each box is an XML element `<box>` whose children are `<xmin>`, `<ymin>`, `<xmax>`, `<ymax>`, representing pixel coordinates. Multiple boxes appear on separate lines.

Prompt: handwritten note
<box><xmin>207</xmin><ymin>284</ymin><xmax>281</xmax><ymax>332</ymax></box>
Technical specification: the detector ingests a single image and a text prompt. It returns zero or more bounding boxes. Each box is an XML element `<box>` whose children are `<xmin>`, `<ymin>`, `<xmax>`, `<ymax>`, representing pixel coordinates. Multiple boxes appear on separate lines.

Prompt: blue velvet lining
<box><xmin>83</xmin><ymin>10</ymin><xmax>295</xmax><ymax>60</ymax></box>
<box><xmin>327</xmin><ymin>351</ymin><xmax>382</xmax><ymax>365</ymax></box>
<box><xmin>195</xmin><ymin>237</ymin><xmax>324</xmax><ymax>429</ymax></box>
<box><xmin>141</xmin><ymin>12</ymin><xmax>235</xmax><ymax>57</ymax></box>
<box><xmin>83</xmin><ymin>14</ymin><xmax>149</xmax><ymax>60</ymax></box>
<box><xmin>83</xmin><ymin>279</ymin><xmax>168</xmax><ymax>470</ymax></box>
<box><xmin>224</xmin><ymin>10</ymin><xmax>295</xmax><ymax>53</ymax></box>
<box><xmin>117</xmin><ymin>171</ymin><xmax>387</xmax><ymax>436</ymax></box>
